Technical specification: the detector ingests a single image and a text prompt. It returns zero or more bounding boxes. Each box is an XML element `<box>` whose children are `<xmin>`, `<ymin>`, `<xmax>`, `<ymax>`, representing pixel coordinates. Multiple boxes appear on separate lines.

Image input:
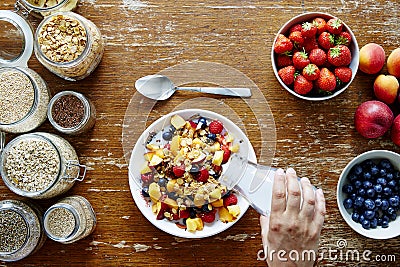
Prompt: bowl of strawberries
<box><xmin>272</xmin><ymin>12</ymin><xmax>359</xmax><ymax>101</ymax></box>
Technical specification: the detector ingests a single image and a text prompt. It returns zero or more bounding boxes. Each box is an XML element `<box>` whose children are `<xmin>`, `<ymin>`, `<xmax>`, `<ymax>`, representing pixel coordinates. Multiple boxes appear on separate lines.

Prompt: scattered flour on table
<box><xmin>122</xmin><ymin>0</ymin><xmax>148</xmax><ymax>11</ymax></box>
<box><xmin>133</xmin><ymin>243</ymin><xmax>151</xmax><ymax>252</ymax></box>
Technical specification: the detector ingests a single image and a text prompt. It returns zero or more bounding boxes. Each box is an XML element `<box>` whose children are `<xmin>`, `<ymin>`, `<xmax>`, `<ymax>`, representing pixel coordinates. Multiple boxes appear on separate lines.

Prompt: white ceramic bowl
<box><xmin>271</xmin><ymin>12</ymin><xmax>359</xmax><ymax>101</ymax></box>
<box><xmin>337</xmin><ymin>150</ymin><xmax>400</xmax><ymax>239</ymax></box>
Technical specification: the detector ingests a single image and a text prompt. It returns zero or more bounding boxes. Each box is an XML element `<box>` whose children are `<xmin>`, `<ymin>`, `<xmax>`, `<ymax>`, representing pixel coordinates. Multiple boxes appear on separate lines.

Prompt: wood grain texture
<box><xmin>1</xmin><ymin>0</ymin><xmax>400</xmax><ymax>266</ymax></box>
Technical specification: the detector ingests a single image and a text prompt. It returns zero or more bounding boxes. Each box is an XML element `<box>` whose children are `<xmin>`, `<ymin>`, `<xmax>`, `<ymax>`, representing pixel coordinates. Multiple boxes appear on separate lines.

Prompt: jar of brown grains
<box><xmin>0</xmin><ymin>132</ymin><xmax>87</xmax><ymax>199</ymax></box>
<box><xmin>15</xmin><ymin>0</ymin><xmax>79</xmax><ymax>17</ymax></box>
<box><xmin>34</xmin><ymin>12</ymin><xmax>104</xmax><ymax>81</ymax></box>
<box><xmin>47</xmin><ymin>90</ymin><xmax>96</xmax><ymax>135</ymax></box>
<box><xmin>0</xmin><ymin>199</ymin><xmax>46</xmax><ymax>262</ymax></box>
<box><xmin>43</xmin><ymin>195</ymin><xmax>96</xmax><ymax>244</ymax></box>
<box><xmin>0</xmin><ymin>10</ymin><xmax>50</xmax><ymax>133</ymax></box>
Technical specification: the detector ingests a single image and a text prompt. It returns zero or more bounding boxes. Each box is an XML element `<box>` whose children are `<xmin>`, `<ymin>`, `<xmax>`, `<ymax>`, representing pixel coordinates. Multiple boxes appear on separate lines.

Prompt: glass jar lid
<box><xmin>0</xmin><ymin>10</ymin><xmax>33</xmax><ymax>68</ymax></box>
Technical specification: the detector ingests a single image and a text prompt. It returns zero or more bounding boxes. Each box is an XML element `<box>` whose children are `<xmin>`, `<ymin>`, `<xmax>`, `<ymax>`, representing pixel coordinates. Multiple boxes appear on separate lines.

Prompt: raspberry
<box><xmin>196</xmin><ymin>168</ymin><xmax>209</xmax><ymax>183</ymax></box>
<box><xmin>223</xmin><ymin>193</ymin><xmax>238</xmax><ymax>207</ymax></box>
<box><xmin>200</xmin><ymin>210</ymin><xmax>216</xmax><ymax>223</ymax></box>
<box><xmin>222</xmin><ymin>145</ymin><xmax>231</xmax><ymax>164</ymax></box>
<box><xmin>179</xmin><ymin>209</ymin><xmax>190</xmax><ymax>219</ymax></box>
<box><xmin>209</xmin><ymin>120</ymin><xmax>224</xmax><ymax>134</ymax></box>
<box><xmin>189</xmin><ymin>120</ymin><xmax>197</xmax><ymax>128</ymax></box>
<box><xmin>173</xmin><ymin>165</ymin><xmax>185</xmax><ymax>177</ymax></box>
<box><xmin>141</xmin><ymin>173</ymin><xmax>153</xmax><ymax>183</ymax></box>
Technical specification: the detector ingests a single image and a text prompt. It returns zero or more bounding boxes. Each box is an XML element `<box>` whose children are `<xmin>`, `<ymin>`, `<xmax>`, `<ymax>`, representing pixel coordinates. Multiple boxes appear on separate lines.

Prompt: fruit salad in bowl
<box><xmin>128</xmin><ymin>109</ymin><xmax>255</xmax><ymax>238</ymax></box>
<box><xmin>272</xmin><ymin>12</ymin><xmax>359</xmax><ymax>100</ymax></box>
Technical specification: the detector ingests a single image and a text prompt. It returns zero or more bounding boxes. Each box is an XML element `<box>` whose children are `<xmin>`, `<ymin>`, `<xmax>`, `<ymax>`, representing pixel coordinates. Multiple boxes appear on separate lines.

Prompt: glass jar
<box><xmin>16</xmin><ymin>0</ymin><xmax>79</xmax><ymax>17</ymax></box>
<box><xmin>0</xmin><ymin>132</ymin><xmax>86</xmax><ymax>199</ymax></box>
<box><xmin>43</xmin><ymin>195</ymin><xmax>96</xmax><ymax>244</ymax></box>
<box><xmin>0</xmin><ymin>199</ymin><xmax>46</xmax><ymax>262</ymax></box>
<box><xmin>0</xmin><ymin>10</ymin><xmax>50</xmax><ymax>134</ymax></box>
<box><xmin>34</xmin><ymin>12</ymin><xmax>104</xmax><ymax>81</ymax></box>
<box><xmin>47</xmin><ymin>91</ymin><xmax>96</xmax><ymax>135</ymax></box>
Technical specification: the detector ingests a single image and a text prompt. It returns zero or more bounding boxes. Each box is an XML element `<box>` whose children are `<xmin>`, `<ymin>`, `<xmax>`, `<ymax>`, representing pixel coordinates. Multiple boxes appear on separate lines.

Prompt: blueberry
<box><xmin>363</xmin><ymin>181</ymin><xmax>373</xmax><ymax>189</ymax></box>
<box><xmin>201</xmin><ymin>204</ymin><xmax>211</xmax><ymax>212</ymax></box>
<box><xmin>383</xmin><ymin>187</ymin><xmax>392</xmax><ymax>196</ymax></box>
<box><xmin>371</xmin><ymin>166</ymin><xmax>379</xmax><ymax>176</ymax></box>
<box><xmin>380</xmin><ymin>168</ymin><xmax>387</xmax><ymax>177</ymax></box>
<box><xmin>386</xmin><ymin>172</ymin><xmax>394</xmax><ymax>181</ymax></box>
<box><xmin>364</xmin><ymin>210</ymin><xmax>375</xmax><ymax>220</ymax></box>
<box><xmin>377</xmin><ymin>218</ymin><xmax>383</xmax><ymax>226</ymax></box>
<box><xmin>158</xmin><ymin>178</ymin><xmax>167</xmax><ymax>187</ymax></box>
<box><xmin>190</xmin><ymin>165</ymin><xmax>200</xmax><ymax>174</ymax></box>
<box><xmin>354</xmin><ymin>180</ymin><xmax>362</xmax><ymax>189</ymax></box>
<box><xmin>359</xmin><ymin>215</ymin><xmax>365</xmax><ymax>223</ymax></box>
<box><xmin>364</xmin><ymin>199</ymin><xmax>375</xmax><ymax>210</ymax></box>
<box><xmin>380</xmin><ymin>159</ymin><xmax>393</xmax><ymax>170</ymax></box>
<box><xmin>389</xmin><ymin>196</ymin><xmax>399</xmax><ymax>207</ymax></box>
<box><xmin>362</xmin><ymin>159</ymin><xmax>374</xmax><ymax>168</ymax></box>
<box><xmin>142</xmin><ymin>186</ymin><xmax>150</xmax><ymax>197</ymax></box>
<box><xmin>389</xmin><ymin>213</ymin><xmax>397</xmax><ymax>221</ymax></box>
<box><xmin>377</xmin><ymin>178</ymin><xmax>387</xmax><ymax>186</ymax></box>
<box><xmin>382</xmin><ymin>220</ymin><xmax>389</xmax><ymax>228</ymax></box>
<box><xmin>395</xmin><ymin>195</ymin><xmax>400</xmax><ymax>202</ymax></box>
<box><xmin>351</xmin><ymin>212</ymin><xmax>360</xmax><ymax>223</ymax></box>
<box><xmin>353</xmin><ymin>165</ymin><xmax>363</xmax><ymax>176</ymax></box>
<box><xmin>342</xmin><ymin>184</ymin><xmax>354</xmax><ymax>194</ymax></box>
<box><xmin>198</xmin><ymin>117</ymin><xmax>207</xmax><ymax>128</ymax></box>
<box><xmin>357</xmin><ymin>188</ymin><xmax>366</xmax><ymax>197</ymax></box>
<box><xmin>363</xmin><ymin>172</ymin><xmax>372</xmax><ymax>180</ymax></box>
<box><xmin>366</xmin><ymin>188</ymin><xmax>376</xmax><ymax>198</ymax></box>
<box><xmin>167</xmin><ymin>191</ymin><xmax>178</xmax><ymax>199</ymax></box>
<box><xmin>375</xmin><ymin>198</ymin><xmax>383</xmax><ymax>207</ymax></box>
<box><xmin>348</xmin><ymin>173</ymin><xmax>358</xmax><ymax>183</ymax></box>
<box><xmin>382</xmin><ymin>200</ymin><xmax>389</xmax><ymax>211</ymax></box>
<box><xmin>387</xmin><ymin>207</ymin><xmax>396</xmax><ymax>215</ymax></box>
<box><xmin>169</xmin><ymin>125</ymin><xmax>176</xmax><ymax>132</ymax></box>
<box><xmin>162</xmin><ymin>131</ymin><xmax>173</xmax><ymax>141</ymax></box>
<box><xmin>370</xmin><ymin>218</ymin><xmax>378</xmax><ymax>229</ymax></box>
<box><xmin>374</xmin><ymin>184</ymin><xmax>383</xmax><ymax>193</ymax></box>
<box><xmin>207</xmin><ymin>133</ymin><xmax>216</xmax><ymax>141</ymax></box>
<box><xmin>212</xmin><ymin>173</ymin><xmax>221</xmax><ymax>179</ymax></box>
<box><xmin>343</xmin><ymin>198</ymin><xmax>353</xmax><ymax>209</ymax></box>
<box><xmin>388</xmin><ymin>180</ymin><xmax>397</xmax><ymax>188</ymax></box>
<box><xmin>361</xmin><ymin>220</ymin><xmax>371</xmax><ymax>229</ymax></box>
<box><xmin>354</xmin><ymin>196</ymin><xmax>365</xmax><ymax>208</ymax></box>
<box><xmin>189</xmin><ymin>208</ymin><xmax>197</xmax><ymax>218</ymax></box>
<box><xmin>350</xmin><ymin>193</ymin><xmax>357</xmax><ymax>200</ymax></box>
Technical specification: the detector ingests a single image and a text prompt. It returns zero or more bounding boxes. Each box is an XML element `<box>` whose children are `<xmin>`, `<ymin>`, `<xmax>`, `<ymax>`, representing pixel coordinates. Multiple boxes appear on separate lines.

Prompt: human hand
<box><xmin>260</xmin><ymin>168</ymin><xmax>326</xmax><ymax>267</ymax></box>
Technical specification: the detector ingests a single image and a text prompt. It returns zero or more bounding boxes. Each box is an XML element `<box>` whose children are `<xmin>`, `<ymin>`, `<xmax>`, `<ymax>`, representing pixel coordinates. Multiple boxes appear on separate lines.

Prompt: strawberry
<box><xmin>276</xmin><ymin>54</ymin><xmax>292</xmax><ymax>68</ymax></box>
<box><xmin>278</xmin><ymin>65</ymin><xmax>295</xmax><ymax>86</ymax></box>
<box><xmin>274</xmin><ymin>34</ymin><xmax>293</xmax><ymax>54</ymax></box>
<box><xmin>209</xmin><ymin>120</ymin><xmax>224</xmax><ymax>134</ymax></box>
<box><xmin>173</xmin><ymin>165</ymin><xmax>185</xmax><ymax>177</ymax></box>
<box><xmin>335</xmin><ymin>31</ymin><xmax>351</xmax><ymax>46</ymax></box>
<box><xmin>302</xmin><ymin>64</ymin><xmax>320</xmax><ymax>81</ymax></box>
<box><xmin>313</xmin><ymin>17</ymin><xmax>327</xmax><ymax>35</ymax></box>
<box><xmin>294</xmin><ymin>74</ymin><xmax>313</xmax><ymax>95</ymax></box>
<box><xmin>302</xmin><ymin>37</ymin><xmax>319</xmax><ymax>52</ymax></box>
<box><xmin>179</xmin><ymin>209</ymin><xmax>190</xmax><ymax>219</ymax></box>
<box><xmin>199</xmin><ymin>209</ymin><xmax>216</xmax><ymax>223</ymax></box>
<box><xmin>334</xmin><ymin>66</ymin><xmax>352</xmax><ymax>83</ymax></box>
<box><xmin>196</xmin><ymin>167</ymin><xmax>209</xmax><ymax>183</ymax></box>
<box><xmin>318</xmin><ymin>32</ymin><xmax>335</xmax><ymax>50</ymax></box>
<box><xmin>289</xmin><ymin>23</ymin><xmax>303</xmax><ymax>33</ymax></box>
<box><xmin>309</xmin><ymin>48</ymin><xmax>327</xmax><ymax>67</ymax></box>
<box><xmin>301</xmin><ymin>22</ymin><xmax>317</xmax><ymax>38</ymax></box>
<box><xmin>326</xmin><ymin>18</ymin><xmax>343</xmax><ymax>35</ymax></box>
<box><xmin>289</xmin><ymin>31</ymin><xmax>304</xmax><ymax>47</ymax></box>
<box><xmin>189</xmin><ymin>120</ymin><xmax>197</xmax><ymax>128</ymax></box>
<box><xmin>293</xmin><ymin>51</ymin><xmax>310</xmax><ymax>69</ymax></box>
<box><xmin>223</xmin><ymin>193</ymin><xmax>238</xmax><ymax>207</ymax></box>
<box><xmin>316</xmin><ymin>68</ymin><xmax>336</xmax><ymax>92</ymax></box>
<box><xmin>221</xmin><ymin>145</ymin><xmax>231</xmax><ymax>164</ymax></box>
<box><xmin>156</xmin><ymin>202</ymin><xmax>170</xmax><ymax>220</ymax></box>
<box><xmin>141</xmin><ymin>173</ymin><xmax>154</xmax><ymax>184</ymax></box>
<box><xmin>328</xmin><ymin>45</ymin><xmax>351</xmax><ymax>66</ymax></box>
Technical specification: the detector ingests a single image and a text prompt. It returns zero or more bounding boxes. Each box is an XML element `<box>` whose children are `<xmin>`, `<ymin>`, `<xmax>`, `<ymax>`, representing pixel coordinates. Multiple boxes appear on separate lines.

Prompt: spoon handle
<box><xmin>176</xmin><ymin>86</ymin><xmax>252</xmax><ymax>97</ymax></box>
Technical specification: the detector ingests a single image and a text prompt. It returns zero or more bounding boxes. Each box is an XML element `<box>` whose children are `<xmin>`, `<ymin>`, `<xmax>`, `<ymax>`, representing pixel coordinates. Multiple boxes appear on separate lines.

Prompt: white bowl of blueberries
<box><xmin>337</xmin><ymin>150</ymin><xmax>400</xmax><ymax>239</ymax></box>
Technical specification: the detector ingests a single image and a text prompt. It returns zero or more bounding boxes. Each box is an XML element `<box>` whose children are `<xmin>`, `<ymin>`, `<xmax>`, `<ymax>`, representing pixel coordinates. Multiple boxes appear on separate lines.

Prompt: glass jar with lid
<box><xmin>0</xmin><ymin>199</ymin><xmax>46</xmax><ymax>262</ymax></box>
<box><xmin>47</xmin><ymin>90</ymin><xmax>96</xmax><ymax>135</ymax></box>
<box><xmin>43</xmin><ymin>195</ymin><xmax>96</xmax><ymax>244</ymax></box>
<box><xmin>0</xmin><ymin>132</ymin><xmax>87</xmax><ymax>199</ymax></box>
<box><xmin>0</xmin><ymin>10</ymin><xmax>50</xmax><ymax>133</ymax></box>
<box><xmin>15</xmin><ymin>0</ymin><xmax>79</xmax><ymax>17</ymax></box>
<box><xmin>34</xmin><ymin>12</ymin><xmax>104</xmax><ymax>81</ymax></box>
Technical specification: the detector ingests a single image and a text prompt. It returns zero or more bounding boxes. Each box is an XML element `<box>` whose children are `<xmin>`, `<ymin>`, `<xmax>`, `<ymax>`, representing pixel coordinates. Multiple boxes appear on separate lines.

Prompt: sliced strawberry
<box><xmin>189</xmin><ymin>120</ymin><xmax>197</xmax><ymax>128</ymax></box>
<box><xmin>196</xmin><ymin>168</ymin><xmax>209</xmax><ymax>183</ymax></box>
<box><xmin>199</xmin><ymin>209</ymin><xmax>216</xmax><ymax>223</ymax></box>
<box><xmin>156</xmin><ymin>202</ymin><xmax>170</xmax><ymax>220</ymax></box>
<box><xmin>173</xmin><ymin>165</ymin><xmax>185</xmax><ymax>177</ymax></box>
<box><xmin>141</xmin><ymin>173</ymin><xmax>154</xmax><ymax>183</ymax></box>
<box><xmin>223</xmin><ymin>193</ymin><xmax>238</xmax><ymax>207</ymax></box>
<box><xmin>209</xmin><ymin>120</ymin><xmax>224</xmax><ymax>134</ymax></box>
<box><xmin>179</xmin><ymin>209</ymin><xmax>190</xmax><ymax>219</ymax></box>
<box><xmin>212</xmin><ymin>164</ymin><xmax>222</xmax><ymax>173</ymax></box>
<box><xmin>221</xmin><ymin>145</ymin><xmax>231</xmax><ymax>164</ymax></box>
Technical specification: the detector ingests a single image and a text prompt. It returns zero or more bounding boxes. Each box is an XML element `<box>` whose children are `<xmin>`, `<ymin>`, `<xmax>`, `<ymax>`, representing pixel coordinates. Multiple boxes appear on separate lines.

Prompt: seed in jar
<box><xmin>51</xmin><ymin>94</ymin><xmax>85</xmax><ymax>128</ymax></box>
<box><xmin>0</xmin><ymin>210</ymin><xmax>28</xmax><ymax>253</ymax></box>
<box><xmin>38</xmin><ymin>14</ymin><xmax>87</xmax><ymax>63</ymax></box>
<box><xmin>46</xmin><ymin>208</ymin><xmax>75</xmax><ymax>238</ymax></box>
<box><xmin>0</xmin><ymin>70</ymin><xmax>35</xmax><ymax>124</ymax></box>
<box><xmin>4</xmin><ymin>138</ymin><xmax>60</xmax><ymax>193</ymax></box>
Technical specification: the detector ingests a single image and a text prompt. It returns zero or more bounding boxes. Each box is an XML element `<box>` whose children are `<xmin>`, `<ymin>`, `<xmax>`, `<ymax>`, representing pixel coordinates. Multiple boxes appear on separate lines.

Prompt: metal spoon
<box><xmin>135</xmin><ymin>74</ymin><xmax>252</xmax><ymax>100</ymax></box>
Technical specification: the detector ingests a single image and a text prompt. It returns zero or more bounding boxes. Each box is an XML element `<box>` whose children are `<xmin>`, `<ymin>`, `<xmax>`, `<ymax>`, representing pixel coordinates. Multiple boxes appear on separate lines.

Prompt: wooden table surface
<box><xmin>1</xmin><ymin>0</ymin><xmax>400</xmax><ymax>266</ymax></box>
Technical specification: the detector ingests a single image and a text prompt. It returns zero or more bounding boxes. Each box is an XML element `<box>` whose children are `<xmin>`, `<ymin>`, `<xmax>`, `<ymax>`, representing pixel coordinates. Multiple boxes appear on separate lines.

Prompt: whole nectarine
<box><xmin>373</xmin><ymin>74</ymin><xmax>399</xmax><ymax>104</ymax></box>
<box><xmin>387</xmin><ymin>48</ymin><xmax>400</xmax><ymax>78</ymax></box>
<box><xmin>359</xmin><ymin>43</ymin><xmax>385</xmax><ymax>74</ymax></box>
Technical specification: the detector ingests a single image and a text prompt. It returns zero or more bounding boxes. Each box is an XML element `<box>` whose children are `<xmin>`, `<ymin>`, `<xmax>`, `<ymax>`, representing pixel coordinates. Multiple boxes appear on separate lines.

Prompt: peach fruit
<box><xmin>387</xmin><ymin>48</ymin><xmax>400</xmax><ymax>78</ymax></box>
<box><xmin>373</xmin><ymin>74</ymin><xmax>399</xmax><ymax>104</ymax></box>
<box><xmin>359</xmin><ymin>43</ymin><xmax>385</xmax><ymax>74</ymax></box>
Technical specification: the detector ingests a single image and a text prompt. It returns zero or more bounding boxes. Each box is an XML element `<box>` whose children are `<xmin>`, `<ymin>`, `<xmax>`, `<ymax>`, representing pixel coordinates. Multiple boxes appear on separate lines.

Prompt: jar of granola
<box><xmin>0</xmin><ymin>132</ymin><xmax>87</xmax><ymax>199</ymax></box>
<box><xmin>15</xmin><ymin>0</ymin><xmax>79</xmax><ymax>17</ymax></box>
<box><xmin>0</xmin><ymin>10</ymin><xmax>50</xmax><ymax>133</ymax></box>
<box><xmin>0</xmin><ymin>199</ymin><xmax>46</xmax><ymax>262</ymax></box>
<box><xmin>34</xmin><ymin>12</ymin><xmax>104</xmax><ymax>81</ymax></box>
<box><xmin>43</xmin><ymin>195</ymin><xmax>96</xmax><ymax>244</ymax></box>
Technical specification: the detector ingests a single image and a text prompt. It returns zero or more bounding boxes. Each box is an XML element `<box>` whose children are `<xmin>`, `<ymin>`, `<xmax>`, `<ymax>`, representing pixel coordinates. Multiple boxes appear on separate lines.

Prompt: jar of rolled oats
<box><xmin>15</xmin><ymin>0</ymin><xmax>79</xmax><ymax>17</ymax></box>
<box><xmin>0</xmin><ymin>10</ymin><xmax>50</xmax><ymax>133</ymax></box>
<box><xmin>0</xmin><ymin>132</ymin><xmax>87</xmax><ymax>199</ymax></box>
<box><xmin>0</xmin><ymin>199</ymin><xmax>46</xmax><ymax>262</ymax></box>
<box><xmin>34</xmin><ymin>12</ymin><xmax>104</xmax><ymax>81</ymax></box>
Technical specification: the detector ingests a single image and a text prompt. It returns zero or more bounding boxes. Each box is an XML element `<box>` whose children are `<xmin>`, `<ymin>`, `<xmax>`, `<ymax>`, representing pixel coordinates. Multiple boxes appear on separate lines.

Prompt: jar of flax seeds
<box><xmin>43</xmin><ymin>195</ymin><xmax>96</xmax><ymax>244</ymax></box>
<box><xmin>0</xmin><ymin>199</ymin><xmax>46</xmax><ymax>262</ymax></box>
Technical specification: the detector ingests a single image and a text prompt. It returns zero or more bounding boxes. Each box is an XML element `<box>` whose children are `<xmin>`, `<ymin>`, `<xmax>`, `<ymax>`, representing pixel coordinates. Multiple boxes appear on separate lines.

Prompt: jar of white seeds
<box><xmin>34</xmin><ymin>12</ymin><xmax>104</xmax><ymax>81</ymax></box>
<box><xmin>0</xmin><ymin>11</ymin><xmax>50</xmax><ymax>133</ymax></box>
<box><xmin>0</xmin><ymin>132</ymin><xmax>87</xmax><ymax>199</ymax></box>
<box><xmin>0</xmin><ymin>199</ymin><xmax>46</xmax><ymax>262</ymax></box>
<box><xmin>16</xmin><ymin>0</ymin><xmax>79</xmax><ymax>17</ymax></box>
<box><xmin>43</xmin><ymin>195</ymin><xmax>96</xmax><ymax>244</ymax></box>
